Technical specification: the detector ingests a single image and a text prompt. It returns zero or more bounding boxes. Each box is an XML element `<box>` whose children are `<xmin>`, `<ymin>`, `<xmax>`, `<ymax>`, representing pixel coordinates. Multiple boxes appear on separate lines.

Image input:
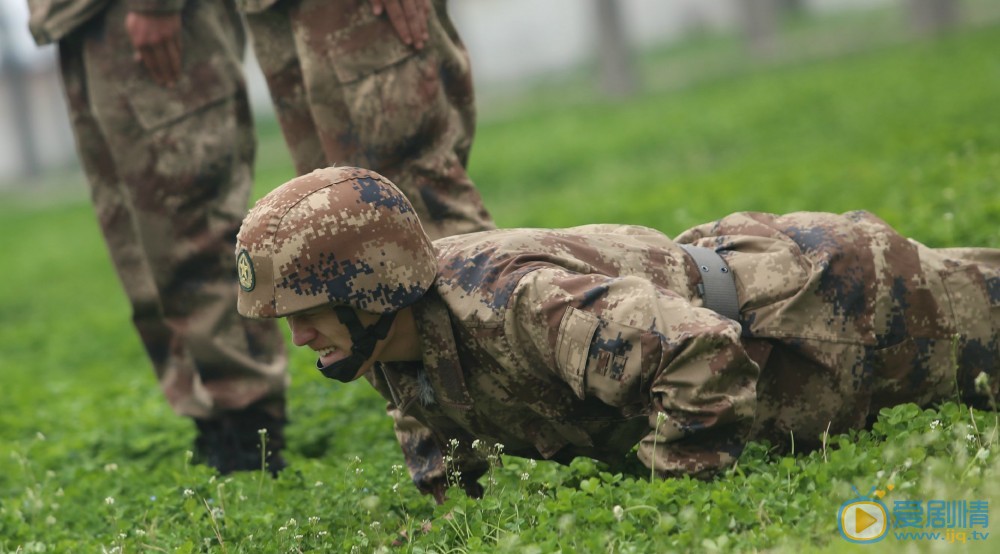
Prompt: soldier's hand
<box><xmin>125</xmin><ymin>11</ymin><xmax>183</xmax><ymax>87</ymax></box>
<box><xmin>419</xmin><ymin>476</ymin><xmax>482</xmax><ymax>504</ymax></box>
<box><xmin>461</xmin><ymin>477</ymin><xmax>484</xmax><ymax>499</ymax></box>
<box><xmin>423</xmin><ymin>478</ymin><xmax>448</xmax><ymax>505</ymax></box>
<box><xmin>370</xmin><ymin>0</ymin><xmax>430</xmax><ymax>50</ymax></box>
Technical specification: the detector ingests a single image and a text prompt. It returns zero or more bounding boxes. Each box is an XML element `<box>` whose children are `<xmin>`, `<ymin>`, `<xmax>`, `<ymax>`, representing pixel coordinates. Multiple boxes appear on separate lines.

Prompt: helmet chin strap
<box><xmin>316</xmin><ymin>306</ymin><xmax>396</xmax><ymax>383</ymax></box>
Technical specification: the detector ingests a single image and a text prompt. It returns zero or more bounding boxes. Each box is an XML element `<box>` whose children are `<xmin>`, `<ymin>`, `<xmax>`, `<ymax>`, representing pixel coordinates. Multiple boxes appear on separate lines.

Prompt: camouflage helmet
<box><xmin>235</xmin><ymin>167</ymin><xmax>436</xmax><ymax>319</ymax></box>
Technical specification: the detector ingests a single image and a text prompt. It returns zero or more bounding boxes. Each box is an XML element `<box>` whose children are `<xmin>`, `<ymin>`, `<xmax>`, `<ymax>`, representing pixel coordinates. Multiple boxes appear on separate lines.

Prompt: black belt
<box><xmin>679</xmin><ymin>244</ymin><xmax>742</xmax><ymax>326</ymax></box>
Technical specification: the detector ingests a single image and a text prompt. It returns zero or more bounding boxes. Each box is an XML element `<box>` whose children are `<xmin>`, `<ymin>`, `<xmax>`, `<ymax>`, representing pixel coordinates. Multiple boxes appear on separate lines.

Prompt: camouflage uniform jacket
<box><xmin>370</xmin><ymin>211</ymin><xmax>1000</xmax><ymax>488</ymax></box>
<box><xmin>28</xmin><ymin>0</ymin><xmax>184</xmax><ymax>45</ymax></box>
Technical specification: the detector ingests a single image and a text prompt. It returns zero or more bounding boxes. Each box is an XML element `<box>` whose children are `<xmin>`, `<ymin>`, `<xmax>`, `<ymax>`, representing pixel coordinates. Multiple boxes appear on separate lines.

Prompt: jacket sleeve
<box><xmin>365</xmin><ymin>370</ymin><xmax>487</xmax><ymax>499</ymax></box>
<box><xmin>386</xmin><ymin>404</ymin><xmax>447</xmax><ymax>492</ymax></box>
<box><xmin>507</xmin><ymin>267</ymin><xmax>760</xmax><ymax>479</ymax></box>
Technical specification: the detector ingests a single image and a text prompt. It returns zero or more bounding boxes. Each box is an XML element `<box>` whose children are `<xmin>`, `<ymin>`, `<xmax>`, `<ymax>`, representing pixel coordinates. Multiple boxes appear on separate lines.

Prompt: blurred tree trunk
<box><xmin>907</xmin><ymin>0</ymin><xmax>961</xmax><ymax>35</ymax></box>
<box><xmin>595</xmin><ymin>0</ymin><xmax>638</xmax><ymax>99</ymax></box>
<box><xmin>737</xmin><ymin>0</ymin><xmax>779</xmax><ymax>57</ymax></box>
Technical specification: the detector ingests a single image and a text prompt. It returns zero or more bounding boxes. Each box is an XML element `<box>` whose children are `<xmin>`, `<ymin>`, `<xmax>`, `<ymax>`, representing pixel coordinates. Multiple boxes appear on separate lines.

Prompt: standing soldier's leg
<box><xmin>59</xmin><ymin>31</ymin><xmax>174</xmax><ymax>396</ymax></box>
<box><xmin>247</xmin><ymin>0</ymin><xmax>494</xmax><ymax>239</ymax></box>
<box><xmin>242</xmin><ymin>1</ymin><xmax>328</xmax><ymax>176</ymax></box>
<box><xmin>60</xmin><ymin>0</ymin><xmax>288</xmax><ymax>473</ymax></box>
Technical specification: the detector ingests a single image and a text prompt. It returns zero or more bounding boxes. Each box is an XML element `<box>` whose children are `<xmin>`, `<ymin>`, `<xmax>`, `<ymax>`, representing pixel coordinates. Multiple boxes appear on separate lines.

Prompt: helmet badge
<box><xmin>237</xmin><ymin>249</ymin><xmax>256</xmax><ymax>292</ymax></box>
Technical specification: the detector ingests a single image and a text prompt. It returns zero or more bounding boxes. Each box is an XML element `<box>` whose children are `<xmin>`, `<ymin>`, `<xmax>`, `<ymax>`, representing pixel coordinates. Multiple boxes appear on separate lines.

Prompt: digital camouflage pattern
<box><xmin>235</xmin><ymin>167</ymin><xmax>437</xmax><ymax>318</ymax></box>
<box><xmin>28</xmin><ymin>0</ymin><xmax>109</xmax><ymax>45</ymax></box>
<box><xmin>367</xmin><ymin>211</ymin><xmax>999</xmax><ymax>491</ymax></box>
<box><xmin>241</xmin><ymin>0</ymin><xmax>495</xmax><ymax>240</ymax></box>
<box><xmin>42</xmin><ymin>0</ymin><xmax>288</xmax><ymax>419</ymax></box>
<box><xmin>678</xmin><ymin>211</ymin><xmax>1000</xmax><ymax>446</ymax></box>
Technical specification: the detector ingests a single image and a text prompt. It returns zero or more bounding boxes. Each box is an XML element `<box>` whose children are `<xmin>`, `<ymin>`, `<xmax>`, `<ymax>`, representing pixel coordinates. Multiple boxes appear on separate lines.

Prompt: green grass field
<box><xmin>2</xmin><ymin>14</ymin><xmax>1000</xmax><ymax>553</ymax></box>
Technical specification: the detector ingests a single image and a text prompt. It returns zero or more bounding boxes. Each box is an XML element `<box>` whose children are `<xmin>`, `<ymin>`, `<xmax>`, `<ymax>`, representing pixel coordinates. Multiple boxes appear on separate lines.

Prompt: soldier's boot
<box><xmin>193</xmin><ymin>403</ymin><xmax>287</xmax><ymax>476</ymax></box>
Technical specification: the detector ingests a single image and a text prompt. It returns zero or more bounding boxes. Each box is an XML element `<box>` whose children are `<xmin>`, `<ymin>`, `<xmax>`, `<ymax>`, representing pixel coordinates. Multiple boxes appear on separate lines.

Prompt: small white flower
<box><xmin>318</xmin><ymin>531</ymin><xmax>329</xmax><ymax>537</ymax></box>
<box><xmin>370</xmin><ymin>521</ymin><xmax>381</xmax><ymax>530</ymax></box>
<box><xmin>104</xmin><ymin>463</ymin><xmax>118</xmax><ymax>473</ymax></box>
<box><xmin>36</xmin><ymin>432</ymin><xmax>46</xmax><ymax>441</ymax></box>
<box><xmin>258</xmin><ymin>428</ymin><xmax>267</xmax><ymax>436</ymax></box>
<box><xmin>613</xmin><ymin>505</ymin><xmax>624</xmax><ymax>522</ymax></box>
<box><xmin>287</xmin><ymin>518</ymin><xmax>297</xmax><ymax>527</ymax></box>
<box><xmin>392</xmin><ymin>484</ymin><xmax>399</xmax><ymax>493</ymax></box>
<box><xmin>135</xmin><ymin>529</ymin><xmax>146</xmax><ymax>537</ymax></box>
<box><xmin>355</xmin><ymin>467</ymin><xmax>364</xmax><ymax>475</ymax></box>
<box><xmin>45</xmin><ymin>515</ymin><xmax>56</xmax><ymax>526</ymax></box>
<box><xmin>929</xmin><ymin>420</ymin><xmax>941</xmax><ymax>430</ymax></box>
<box><xmin>104</xmin><ymin>497</ymin><xmax>115</xmax><ymax>505</ymax></box>
<box><xmin>308</xmin><ymin>516</ymin><xmax>320</xmax><ymax>525</ymax></box>
<box><xmin>295</xmin><ymin>534</ymin><xmax>304</xmax><ymax>540</ymax></box>
<box><xmin>314</xmin><ymin>481</ymin><xmax>324</xmax><ymax>487</ymax></box>
<box><xmin>278</xmin><ymin>526</ymin><xmax>287</xmax><ymax>533</ymax></box>
<box><xmin>656</xmin><ymin>412</ymin><xmax>668</xmax><ymax>425</ymax></box>
<box><xmin>472</xmin><ymin>439</ymin><xmax>482</xmax><ymax>449</ymax></box>
<box><xmin>520</xmin><ymin>473</ymin><xmax>530</xmax><ymax>481</ymax></box>
<box><xmin>183</xmin><ymin>489</ymin><xmax>195</xmax><ymax>498</ymax></box>
<box><xmin>967</xmin><ymin>434</ymin><xmax>977</xmax><ymax>442</ymax></box>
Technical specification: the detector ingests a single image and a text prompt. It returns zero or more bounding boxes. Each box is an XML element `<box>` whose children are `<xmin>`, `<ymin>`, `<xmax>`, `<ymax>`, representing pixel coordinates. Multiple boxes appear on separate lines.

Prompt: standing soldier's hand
<box><xmin>369</xmin><ymin>0</ymin><xmax>430</xmax><ymax>50</ymax></box>
<box><xmin>125</xmin><ymin>11</ymin><xmax>183</xmax><ymax>87</ymax></box>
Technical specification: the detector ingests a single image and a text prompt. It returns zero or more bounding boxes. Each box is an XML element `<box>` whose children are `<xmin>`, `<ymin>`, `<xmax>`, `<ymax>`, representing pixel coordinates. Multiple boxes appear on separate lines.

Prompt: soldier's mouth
<box><xmin>316</xmin><ymin>346</ymin><xmax>345</xmax><ymax>366</ymax></box>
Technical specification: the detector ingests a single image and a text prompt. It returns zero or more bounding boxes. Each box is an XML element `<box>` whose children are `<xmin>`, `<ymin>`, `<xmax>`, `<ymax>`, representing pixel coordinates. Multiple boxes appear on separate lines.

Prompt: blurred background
<box><xmin>2</xmin><ymin>0</ymin><xmax>998</xmax><ymax>189</ymax></box>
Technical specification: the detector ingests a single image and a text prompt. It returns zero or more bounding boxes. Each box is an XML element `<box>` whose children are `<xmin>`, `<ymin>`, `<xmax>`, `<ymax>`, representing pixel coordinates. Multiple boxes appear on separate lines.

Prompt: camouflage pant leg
<box><xmin>58</xmin><ymin>0</ymin><xmax>288</xmax><ymax>420</ymax></box>
<box><xmin>930</xmin><ymin>246</ymin><xmax>1000</xmax><ymax>409</ymax></box>
<box><xmin>244</xmin><ymin>0</ymin><xmax>495</xmax><ymax>239</ymax></box>
<box><xmin>240</xmin><ymin>0</ymin><xmax>327</xmax><ymax>177</ymax></box>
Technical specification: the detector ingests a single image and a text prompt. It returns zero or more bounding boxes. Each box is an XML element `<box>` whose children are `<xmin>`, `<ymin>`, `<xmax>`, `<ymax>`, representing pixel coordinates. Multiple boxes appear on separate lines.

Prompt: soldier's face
<box><xmin>286</xmin><ymin>306</ymin><xmax>384</xmax><ymax>377</ymax></box>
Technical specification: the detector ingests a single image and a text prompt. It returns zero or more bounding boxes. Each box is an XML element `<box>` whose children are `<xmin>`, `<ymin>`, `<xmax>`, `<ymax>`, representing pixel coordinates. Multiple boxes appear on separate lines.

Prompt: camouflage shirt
<box><xmin>369</xmin><ymin>211</ymin><xmax>1000</xmax><ymax>488</ymax></box>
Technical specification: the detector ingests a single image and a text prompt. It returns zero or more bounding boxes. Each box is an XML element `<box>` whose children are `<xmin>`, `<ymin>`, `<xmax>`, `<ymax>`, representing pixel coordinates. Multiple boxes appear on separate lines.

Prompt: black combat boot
<box><xmin>193</xmin><ymin>403</ymin><xmax>287</xmax><ymax>476</ymax></box>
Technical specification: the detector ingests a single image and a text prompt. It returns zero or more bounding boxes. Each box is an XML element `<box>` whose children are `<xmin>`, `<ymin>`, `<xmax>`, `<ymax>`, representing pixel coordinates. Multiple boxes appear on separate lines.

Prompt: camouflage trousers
<box><xmin>57</xmin><ymin>0</ymin><xmax>287</xmax><ymax>420</ymax></box>
<box><xmin>243</xmin><ymin>0</ymin><xmax>495</xmax><ymax>240</ymax></box>
<box><xmin>675</xmin><ymin>211</ymin><xmax>1000</xmax><ymax>451</ymax></box>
